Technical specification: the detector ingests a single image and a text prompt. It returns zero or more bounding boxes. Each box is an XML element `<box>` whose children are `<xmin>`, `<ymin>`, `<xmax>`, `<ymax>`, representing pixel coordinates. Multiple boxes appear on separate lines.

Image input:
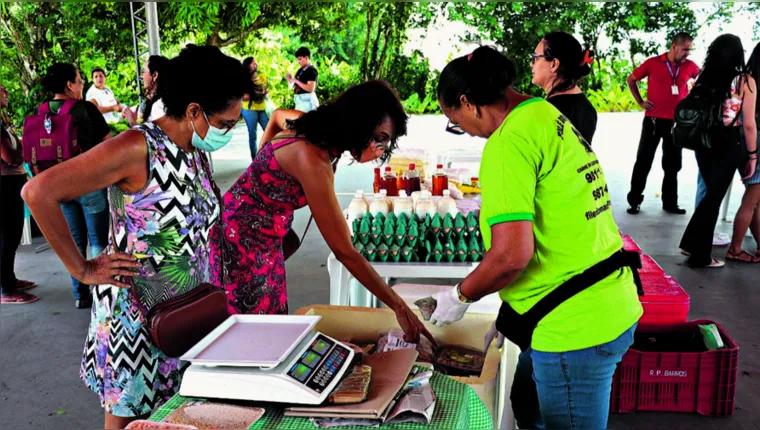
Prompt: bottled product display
<box><xmin>404</xmin><ymin>164</ymin><xmax>422</xmax><ymax>195</ymax></box>
<box><xmin>373</xmin><ymin>168</ymin><xmax>382</xmax><ymax>194</ymax></box>
<box><xmin>352</xmin><ymin>211</ymin><xmax>483</xmax><ymax>263</ymax></box>
<box><xmin>382</xmin><ymin>166</ymin><xmax>398</xmax><ymax>196</ymax></box>
<box><xmin>393</xmin><ymin>190</ymin><xmax>414</xmax><ymax>218</ymax></box>
<box><xmin>432</xmin><ymin>164</ymin><xmax>449</xmax><ymax>196</ymax></box>
<box><xmin>396</xmin><ymin>168</ymin><xmax>407</xmax><ymax>195</ymax></box>
<box><xmin>369</xmin><ymin>193</ymin><xmax>389</xmax><ymax>217</ymax></box>
<box><xmin>436</xmin><ymin>189</ymin><xmax>458</xmax><ymax>217</ymax></box>
<box><xmin>347</xmin><ymin>190</ymin><xmax>369</xmax><ymax>222</ymax></box>
<box><xmin>379</xmin><ymin>189</ymin><xmax>394</xmax><ymax>211</ymax></box>
<box><xmin>415</xmin><ymin>190</ymin><xmax>437</xmax><ymax>220</ymax></box>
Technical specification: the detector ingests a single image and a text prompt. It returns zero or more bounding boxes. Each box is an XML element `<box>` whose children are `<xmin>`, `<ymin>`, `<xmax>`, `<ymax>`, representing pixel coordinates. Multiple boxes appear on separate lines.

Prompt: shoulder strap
<box><xmin>58</xmin><ymin>98</ymin><xmax>79</xmax><ymax>115</ymax></box>
<box><xmin>37</xmin><ymin>102</ymin><xmax>51</xmax><ymax>115</ymax></box>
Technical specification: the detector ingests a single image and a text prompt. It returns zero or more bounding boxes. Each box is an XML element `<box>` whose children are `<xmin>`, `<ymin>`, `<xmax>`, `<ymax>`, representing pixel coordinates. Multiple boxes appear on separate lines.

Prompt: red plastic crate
<box><xmin>638</xmin><ymin>274</ymin><xmax>690</xmax><ymax>328</ymax></box>
<box><xmin>611</xmin><ymin>320</ymin><xmax>739</xmax><ymax>416</ymax></box>
<box><xmin>639</xmin><ymin>254</ymin><xmax>665</xmax><ymax>275</ymax></box>
<box><xmin>622</xmin><ymin>235</ymin><xmax>643</xmax><ymax>253</ymax></box>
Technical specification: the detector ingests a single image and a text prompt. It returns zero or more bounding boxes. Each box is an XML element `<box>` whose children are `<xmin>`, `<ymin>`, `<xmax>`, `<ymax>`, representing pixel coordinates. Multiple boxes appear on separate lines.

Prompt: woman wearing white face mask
<box><xmin>22</xmin><ymin>45</ymin><xmax>248</xmax><ymax>430</ymax></box>
<box><xmin>210</xmin><ymin>80</ymin><xmax>435</xmax><ymax>346</ymax></box>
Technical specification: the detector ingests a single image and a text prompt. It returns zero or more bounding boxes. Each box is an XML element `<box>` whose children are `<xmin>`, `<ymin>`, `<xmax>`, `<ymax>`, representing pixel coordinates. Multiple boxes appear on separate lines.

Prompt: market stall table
<box><xmin>148</xmin><ymin>371</ymin><xmax>493</xmax><ymax>429</ymax></box>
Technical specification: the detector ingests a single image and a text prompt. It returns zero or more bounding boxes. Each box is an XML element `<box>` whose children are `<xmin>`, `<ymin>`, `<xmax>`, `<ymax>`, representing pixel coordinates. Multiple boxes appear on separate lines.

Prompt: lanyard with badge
<box><xmin>665</xmin><ymin>60</ymin><xmax>680</xmax><ymax>96</ymax></box>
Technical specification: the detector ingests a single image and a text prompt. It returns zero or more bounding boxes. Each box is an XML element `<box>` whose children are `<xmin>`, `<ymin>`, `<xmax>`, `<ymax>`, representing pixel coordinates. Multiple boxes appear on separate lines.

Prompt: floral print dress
<box><xmin>210</xmin><ymin>138</ymin><xmax>310</xmax><ymax>315</ymax></box>
<box><xmin>80</xmin><ymin>123</ymin><xmax>219</xmax><ymax>417</ymax></box>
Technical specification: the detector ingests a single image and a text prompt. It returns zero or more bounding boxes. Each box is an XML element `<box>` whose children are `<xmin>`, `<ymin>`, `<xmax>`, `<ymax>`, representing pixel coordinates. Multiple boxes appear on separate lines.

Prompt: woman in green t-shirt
<box><xmin>430</xmin><ymin>46</ymin><xmax>642</xmax><ymax>429</ymax></box>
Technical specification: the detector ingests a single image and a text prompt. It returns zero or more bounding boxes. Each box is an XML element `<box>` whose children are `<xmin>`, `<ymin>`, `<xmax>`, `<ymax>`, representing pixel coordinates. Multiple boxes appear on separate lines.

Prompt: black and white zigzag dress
<box><xmin>79</xmin><ymin>123</ymin><xmax>219</xmax><ymax>417</ymax></box>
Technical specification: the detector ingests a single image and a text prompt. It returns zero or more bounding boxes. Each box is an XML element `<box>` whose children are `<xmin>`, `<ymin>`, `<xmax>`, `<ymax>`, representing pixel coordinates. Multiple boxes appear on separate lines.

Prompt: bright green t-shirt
<box><xmin>479</xmin><ymin>98</ymin><xmax>642</xmax><ymax>353</ymax></box>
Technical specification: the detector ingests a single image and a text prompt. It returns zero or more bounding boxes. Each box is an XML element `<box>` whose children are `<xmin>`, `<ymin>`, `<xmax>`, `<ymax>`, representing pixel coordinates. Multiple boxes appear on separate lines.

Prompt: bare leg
<box><xmin>105</xmin><ymin>411</ymin><xmax>145</xmax><ymax>429</ymax></box>
<box><xmin>751</xmin><ymin>204</ymin><xmax>760</xmax><ymax>251</ymax></box>
<box><xmin>729</xmin><ymin>184</ymin><xmax>760</xmax><ymax>255</ymax></box>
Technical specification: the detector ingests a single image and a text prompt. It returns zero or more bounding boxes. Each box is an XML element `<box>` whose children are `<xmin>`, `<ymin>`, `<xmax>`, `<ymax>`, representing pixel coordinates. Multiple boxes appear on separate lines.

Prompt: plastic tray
<box><xmin>622</xmin><ymin>235</ymin><xmax>643</xmax><ymax>254</ymax></box>
<box><xmin>639</xmin><ymin>254</ymin><xmax>666</xmax><ymax>275</ymax></box>
<box><xmin>611</xmin><ymin>319</ymin><xmax>739</xmax><ymax>416</ymax></box>
<box><xmin>639</xmin><ymin>274</ymin><xmax>690</xmax><ymax>328</ymax></box>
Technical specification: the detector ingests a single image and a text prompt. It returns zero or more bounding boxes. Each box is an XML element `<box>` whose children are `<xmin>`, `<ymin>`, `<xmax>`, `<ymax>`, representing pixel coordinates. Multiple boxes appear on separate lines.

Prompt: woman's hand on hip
<box><xmin>742</xmin><ymin>158</ymin><xmax>757</xmax><ymax>180</ymax></box>
<box><xmin>77</xmin><ymin>251</ymin><xmax>140</xmax><ymax>289</ymax></box>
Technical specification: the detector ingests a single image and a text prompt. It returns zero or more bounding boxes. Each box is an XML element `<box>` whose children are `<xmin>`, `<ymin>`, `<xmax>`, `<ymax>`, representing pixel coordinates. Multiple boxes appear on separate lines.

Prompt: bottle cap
<box><xmin>443</xmin><ymin>189</ymin><xmax>450</xmax><ymax>197</ymax></box>
<box><xmin>374</xmin><ymin>168</ymin><xmax>380</xmax><ymax>173</ymax></box>
<box><xmin>385</xmin><ymin>166</ymin><xmax>392</xmax><ymax>172</ymax></box>
<box><xmin>409</xmin><ymin>163</ymin><xmax>416</xmax><ymax>170</ymax></box>
<box><xmin>380</xmin><ymin>189</ymin><xmax>388</xmax><ymax>196</ymax></box>
<box><xmin>437</xmin><ymin>164</ymin><xmax>443</xmax><ymax>169</ymax></box>
<box><xmin>421</xmin><ymin>190</ymin><xmax>431</xmax><ymax>198</ymax></box>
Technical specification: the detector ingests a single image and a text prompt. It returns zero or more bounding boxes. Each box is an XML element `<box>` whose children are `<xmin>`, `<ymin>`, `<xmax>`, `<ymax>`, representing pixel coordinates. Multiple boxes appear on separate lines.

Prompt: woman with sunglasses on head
<box><xmin>431</xmin><ymin>46</ymin><xmax>642</xmax><ymax>429</ymax></box>
<box><xmin>210</xmin><ymin>80</ymin><xmax>434</xmax><ymax>346</ymax></box>
<box><xmin>22</xmin><ymin>45</ymin><xmax>248</xmax><ymax>429</ymax></box>
<box><xmin>531</xmin><ymin>32</ymin><xmax>598</xmax><ymax>145</ymax></box>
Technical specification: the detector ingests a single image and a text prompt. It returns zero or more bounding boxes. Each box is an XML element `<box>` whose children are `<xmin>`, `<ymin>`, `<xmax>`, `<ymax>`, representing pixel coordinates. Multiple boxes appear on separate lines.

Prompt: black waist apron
<box><xmin>495</xmin><ymin>249</ymin><xmax>643</xmax><ymax>351</ymax></box>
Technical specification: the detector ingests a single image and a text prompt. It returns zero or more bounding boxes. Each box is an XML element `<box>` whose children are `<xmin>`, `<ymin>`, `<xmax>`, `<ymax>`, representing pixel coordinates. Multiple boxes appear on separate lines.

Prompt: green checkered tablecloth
<box><xmin>149</xmin><ymin>371</ymin><xmax>493</xmax><ymax>429</ymax></box>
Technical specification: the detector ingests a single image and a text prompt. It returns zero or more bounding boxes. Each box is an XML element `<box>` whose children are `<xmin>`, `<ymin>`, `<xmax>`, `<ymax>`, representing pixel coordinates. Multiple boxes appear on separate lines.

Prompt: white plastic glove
<box><xmin>483</xmin><ymin>321</ymin><xmax>504</xmax><ymax>351</ymax></box>
<box><xmin>429</xmin><ymin>285</ymin><xmax>470</xmax><ymax>327</ymax></box>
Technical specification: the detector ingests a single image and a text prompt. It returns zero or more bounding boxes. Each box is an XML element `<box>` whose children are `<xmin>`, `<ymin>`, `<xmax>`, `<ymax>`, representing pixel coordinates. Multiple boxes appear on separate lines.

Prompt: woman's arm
<box><xmin>259</xmin><ymin>109</ymin><xmax>304</xmax><ymax>150</ymax></box>
<box><xmin>278</xmin><ymin>141</ymin><xmax>435</xmax><ymax>344</ymax></box>
<box><xmin>740</xmin><ymin>76</ymin><xmax>758</xmax><ymax>179</ymax></box>
<box><xmin>21</xmin><ymin>130</ymin><xmax>145</xmax><ymax>287</ymax></box>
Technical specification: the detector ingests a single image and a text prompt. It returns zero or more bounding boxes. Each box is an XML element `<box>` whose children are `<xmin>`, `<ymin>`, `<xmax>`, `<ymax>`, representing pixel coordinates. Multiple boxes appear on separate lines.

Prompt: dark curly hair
<box><xmin>42</xmin><ymin>63</ymin><xmax>79</xmax><ymax>94</ymax></box>
<box><xmin>158</xmin><ymin>44</ymin><xmax>248</xmax><ymax>119</ymax></box>
<box><xmin>542</xmin><ymin>32</ymin><xmax>594</xmax><ymax>97</ymax></box>
<box><xmin>437</xmin><ymin>46</ymin><xmax>516</xmax><ymax>109</ymax></box>
<box><xmin>284</xmin><ymin>80</ymin><xmax>407</xmax><ymax>163</ymax></box>
<box><xmin>697</xmin><ymin>34</ymin><xmax>745</xmax><ymax>100</ymax></box>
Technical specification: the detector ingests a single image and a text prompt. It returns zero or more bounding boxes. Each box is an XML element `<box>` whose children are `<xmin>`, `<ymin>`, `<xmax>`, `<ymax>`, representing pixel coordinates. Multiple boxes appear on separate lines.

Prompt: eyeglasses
<box><xmin>531</xmin><ymin>53</ymin><xmax>552</xmax><ymax>65</ymax></box>
<box><xmin>445</xmin><ymin>119</ymin><xmax>465</xmax><ymax>135</ymax></box>
<box><xmin>205</xmin><ymin>111</ymin><xmax>239</xmax><ymax>135</ymax></box>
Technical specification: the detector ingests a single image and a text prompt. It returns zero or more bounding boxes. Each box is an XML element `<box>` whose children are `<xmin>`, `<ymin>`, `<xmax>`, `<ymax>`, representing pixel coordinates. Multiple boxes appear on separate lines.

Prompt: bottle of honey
<box><xmin>382</xmin><ymin>166</ymin><xmax>398</xmax><ymax>196</ymax></box>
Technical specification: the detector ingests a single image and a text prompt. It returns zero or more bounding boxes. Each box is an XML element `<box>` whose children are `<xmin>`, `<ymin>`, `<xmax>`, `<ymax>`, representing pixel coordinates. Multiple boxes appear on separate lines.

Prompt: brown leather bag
<box><xmin>282</xmin><ymin>216</ymin><xmax>313</xmax><ymax>261</ymax></box>
<box><xmin>114</xmin><ymin>153</ymin><xmax>229</xmax><ymax>358</ymax></box>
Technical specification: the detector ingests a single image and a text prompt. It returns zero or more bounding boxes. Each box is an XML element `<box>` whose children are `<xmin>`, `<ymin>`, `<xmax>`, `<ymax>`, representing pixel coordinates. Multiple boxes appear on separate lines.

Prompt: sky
<box><xmin>406</xmin><ymin>2</ymin><xmax>759</xmax><ymax>71</ymax></box>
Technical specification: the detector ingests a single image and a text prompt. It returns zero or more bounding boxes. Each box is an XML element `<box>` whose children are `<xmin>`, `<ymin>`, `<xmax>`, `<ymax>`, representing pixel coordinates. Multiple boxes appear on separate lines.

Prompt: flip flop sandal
<box><xmin>726</xmin><ymin>250</ymin><xmax>760</xmax><ymax>263</ymax></box>
<box><xmin>680</xmin><ymin>249</ymin><xmax>691</xmax><ymax>256</ymax></box>
<box><xmin>1</xmin><ymin>292</ymin><xmax>39</xmax><ymax>305</ymax></box>
<box><xmin>16</xmin><ymin>280</ymin><xmax>37</xmax><ymax>292</ymax></box>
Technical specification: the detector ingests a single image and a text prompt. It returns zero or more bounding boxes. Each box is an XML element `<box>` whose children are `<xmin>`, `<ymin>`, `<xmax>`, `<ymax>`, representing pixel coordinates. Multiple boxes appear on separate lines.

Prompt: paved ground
<box><xmin>1</xmin><ymin>113</ymin><xmax>758</xmax><ymax>429</ymax></box>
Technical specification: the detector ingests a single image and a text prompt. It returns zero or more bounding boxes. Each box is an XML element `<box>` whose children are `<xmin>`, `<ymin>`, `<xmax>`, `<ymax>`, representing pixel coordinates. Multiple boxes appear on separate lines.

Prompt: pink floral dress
<box><xmin>210</xmin><ymin>138</ymin><xmax>309</xmax><ymax>314</ymax></box>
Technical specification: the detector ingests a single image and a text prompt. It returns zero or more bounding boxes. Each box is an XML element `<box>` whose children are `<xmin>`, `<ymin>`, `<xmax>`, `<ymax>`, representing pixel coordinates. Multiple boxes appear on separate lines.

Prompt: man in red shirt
<box><xmin>626</xmin><ymin>32</ymin><xmax>700</xmax><ymax>215</ymax></box>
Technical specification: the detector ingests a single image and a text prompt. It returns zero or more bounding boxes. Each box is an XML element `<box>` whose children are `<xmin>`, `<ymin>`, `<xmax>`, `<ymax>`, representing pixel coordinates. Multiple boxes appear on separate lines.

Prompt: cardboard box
<box><xmin>295</xmin><ymin>305</ymin><xmax>500</xmax><ymax>416</ymax></box>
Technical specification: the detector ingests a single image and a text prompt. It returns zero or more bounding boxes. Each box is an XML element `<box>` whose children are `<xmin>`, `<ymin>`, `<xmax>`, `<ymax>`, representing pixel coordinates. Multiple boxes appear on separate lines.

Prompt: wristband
<box><xmin>456</xmin><ymin>283</ymin><xmax>475</xmax><ymax>304</ymax></box>
<box><xmin>748</xmin><ymin>149</ymin><xmax>758</xmax><ymax>155</ymax></box>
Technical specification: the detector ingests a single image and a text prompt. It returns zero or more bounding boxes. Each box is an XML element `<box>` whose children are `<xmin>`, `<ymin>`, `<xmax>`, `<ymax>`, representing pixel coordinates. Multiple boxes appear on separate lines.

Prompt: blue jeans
<box><xmin>696</xmin><ymin>170</ymin><xmax>707</xmax><ymax>208</ymax></box>
<box><xmin>511</xmin><ymin>324</ymin><xmax>636</xmax><ymax>429</ymax></box>
<box><xmin>61</xmin><ymin>189</ymin><xmax>109</xmax><ymax>300</ymax></box>
<box><xmin>242</xmin><ymin>109</ymin><xmax>270</xmax><ymax>159</ymax></box>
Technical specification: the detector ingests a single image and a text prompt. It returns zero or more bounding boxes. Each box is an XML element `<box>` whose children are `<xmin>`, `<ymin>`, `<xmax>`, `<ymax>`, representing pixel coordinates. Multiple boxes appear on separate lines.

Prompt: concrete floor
<box><xmin>1</xmin><ymin>114</ymin><xmax>758</xmax><ymax>429</ymax></box>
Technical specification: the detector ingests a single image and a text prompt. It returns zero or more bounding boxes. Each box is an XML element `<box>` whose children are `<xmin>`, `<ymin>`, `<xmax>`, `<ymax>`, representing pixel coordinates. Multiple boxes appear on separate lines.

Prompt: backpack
<box><xmin>22</xmin><ymin>99</ymin><xmax>81</xmax><ymax>174</ymax></box>
<box><xmin>672</xmin><ymin>84</ymin><xmax>723</xmax><ymax>151</ymax></box>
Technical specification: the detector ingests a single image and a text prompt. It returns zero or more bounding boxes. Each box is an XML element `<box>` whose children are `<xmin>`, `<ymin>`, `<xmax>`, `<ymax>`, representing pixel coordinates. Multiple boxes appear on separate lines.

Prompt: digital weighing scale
<box><xmin>179</xmin><ymin>315</ymin><xmax>356</xmax><ymax>405</ymax></box>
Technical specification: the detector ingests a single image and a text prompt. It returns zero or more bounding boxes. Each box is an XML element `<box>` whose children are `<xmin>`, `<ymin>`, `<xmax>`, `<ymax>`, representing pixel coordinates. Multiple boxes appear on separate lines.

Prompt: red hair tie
<box><xmin>581</xmin><ymin>50</ymin><xmax>594</xmax><ymax>66</ymax></box>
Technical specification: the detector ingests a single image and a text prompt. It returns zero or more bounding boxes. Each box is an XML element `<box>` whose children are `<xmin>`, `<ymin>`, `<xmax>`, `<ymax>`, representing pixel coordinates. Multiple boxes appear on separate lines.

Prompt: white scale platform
<box><xmin>179</xmin><ymin>315</ymin><xmax>355</xmax><ymax>405</ymax></box>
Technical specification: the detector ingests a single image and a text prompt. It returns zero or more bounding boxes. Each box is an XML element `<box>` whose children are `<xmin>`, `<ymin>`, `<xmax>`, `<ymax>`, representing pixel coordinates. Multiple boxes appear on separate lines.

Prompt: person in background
<box><xmin>86</xmin><ymin>67</ymin><xmax>123</xmax><ymax>124</ymax></box>
<box><xmin>124</xmin><ymin>55</ymin><xmax>169</xmax><ymax>126</ymax></box>
<box><xmin>241</xmin><ymin>56</ymin><xmax>270</xmax><ymax>159</ymax></box>
<box><xmin>210</xmin><ymin>81</ymin><xmax>434</xmax><ymax>346</ymax></box>
<box><xmin>286</xmin><ymin>46</ymin><xmax>319</xmax><ymax>112</ymax></box>
<box><xmin>22</xmin><ymin>45</ymin><xmax>247</xmax><ymax>429</ymax></box>
<box><xmin>531</xmin><ymin>31</ymin><xmax>598</xmax><ymax>144</ymax></box>
<box><xmin>681</xmin><ymin>35</ymin><xmax>757</xmax><ymax>265</ymax></box>
<box><xmin>42</xmin><ymin>63</ymin><xmax>112</xmax><ymax>308</ymax></box>
<box><xmin>1</xmin><ymin>81</ymin><xmax>38</xmax><ymax>304</ymax></box>
<box><xmin>626</xmin><ymin>32</ymin><xmax>700</xmax><ymax>215</ymax></box>
<box><xmin>432</xmin><ymin>46</ymin><xmax>642</xmax><ymax>429</ymax></box>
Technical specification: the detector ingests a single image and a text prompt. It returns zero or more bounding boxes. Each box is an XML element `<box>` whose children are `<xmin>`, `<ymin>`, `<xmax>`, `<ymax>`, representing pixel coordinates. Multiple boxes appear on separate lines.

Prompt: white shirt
<box><xmin>85</xmin><ymin>85</ymin><xmax>120</xmax><ymax>123</ymax></box>
<box><xmin>148</xmin><ymin>98</ymin><xmax>165</xmax><ymax>122</ymax></box>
